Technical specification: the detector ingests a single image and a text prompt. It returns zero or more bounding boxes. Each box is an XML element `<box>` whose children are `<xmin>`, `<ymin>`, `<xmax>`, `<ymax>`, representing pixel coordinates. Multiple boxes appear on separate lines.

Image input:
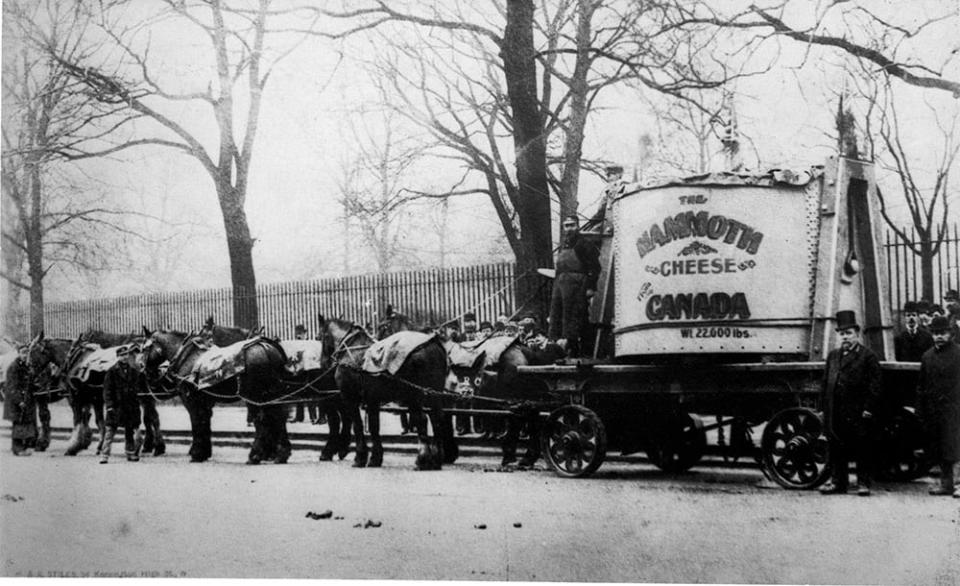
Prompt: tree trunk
<box><xmin>502</xmin><ymin>0</ymin><xmax>553</xmax><ymax>317</ymax></box>
<box><xmin>1</xmin><ymin>200</ymin><xmax>27</xmax><ymax>341</ymax></box>
<box><xmin>558</xmin><ymin>0</ymin><xmax>595</xmax><ymax>220</ymax></box>
<box><xmin>216</xmin><ymin>186</ymin><xmax>259</xmax><ymax>329</ymax></box>
<box><xmin>26</xmin><ymin>157</ymin><xmax>45</xmax><ymax>336</ymax></box>
<box><xmin>920</xmin><ymin>238</ymin><xmax>935</xmax><ymax>302</ymax></box>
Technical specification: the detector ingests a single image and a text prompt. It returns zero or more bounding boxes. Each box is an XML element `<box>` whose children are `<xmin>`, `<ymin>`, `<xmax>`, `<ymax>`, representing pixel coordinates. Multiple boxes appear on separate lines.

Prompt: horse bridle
<box><xmin>331</xmin><ymin>325</ymin><xmax>371</xmax><ymax>367</ymax></box>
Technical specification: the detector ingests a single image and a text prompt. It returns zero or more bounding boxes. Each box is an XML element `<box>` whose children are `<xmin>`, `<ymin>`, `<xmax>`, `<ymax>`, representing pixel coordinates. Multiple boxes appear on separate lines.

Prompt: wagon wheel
<box><xmin>760</xmin><ymin>407</ymin><xmax>831</xmax><ymax>489</ymax></box>
<box><xmin>876</xmin><ymin>407</ymin><xmax>930</xmax><ymax>481</ymax></box>
<box><xmin>645</xmin><ymin>413</ymin><xmax>706</xmax><ymax>473</ymax></box>
<box><xmin>540</xmin><ymin>405</ymin><xmax>607</xmax><ymax>478</ymax></box>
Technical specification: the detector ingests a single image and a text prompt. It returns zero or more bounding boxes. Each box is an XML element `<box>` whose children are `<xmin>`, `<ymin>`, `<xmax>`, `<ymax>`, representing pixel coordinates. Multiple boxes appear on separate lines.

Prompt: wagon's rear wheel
<box><xmin>645</xmin><ymin>413</ymin><xmax>706</xmax><ymax>473</ymax></box>
<box><xmin>761</xmin><ymin>407</ymin><xmax>831</xmax><ymax>489</ymax></box>
<box><xmin>876</xmin><ymin>406</ymin><xmax>930</xmax><ymax>481</ymax></box>
<box><xmin>540</xmin><ymin>405</ymin><xmax>607</xmax><ymax>478</ymax></box>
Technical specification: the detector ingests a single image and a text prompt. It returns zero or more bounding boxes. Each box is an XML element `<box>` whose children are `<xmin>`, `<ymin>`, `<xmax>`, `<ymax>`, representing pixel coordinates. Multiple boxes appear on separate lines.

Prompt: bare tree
<box><xmin>865</xmin><ymin>79</ymin><xmax>960</xmax><ymax>300</ymax></box>
<box><xmin>672</xmin><ymin>2</ymin><xmax>959</xmax><ymax>97</ymax></box>
<box><xmin>50</xmin><ymin>0</ymin><xmax>328</xmax><ymax>328</ymax></box>
<box><xmin>1</xmin><ymin>0</ymin><xmax>138</xmax><ymax>335</ymax></box>
<box><xmin>317</xmin><ymin>2</ymin><xmax>758</xmax><ymax>284</ymax></box>
<box><xmin>335</xmin><ymin>109</ymin><xmax>424</xmax><ymax>274</ymax></box>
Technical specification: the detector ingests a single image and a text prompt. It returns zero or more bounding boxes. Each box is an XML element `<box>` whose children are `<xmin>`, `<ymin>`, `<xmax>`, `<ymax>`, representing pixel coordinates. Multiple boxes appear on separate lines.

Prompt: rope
<box><xmin>434</xmin><ymin>268</ymin><xmax>542</xmax><ymax>327</ymax></box>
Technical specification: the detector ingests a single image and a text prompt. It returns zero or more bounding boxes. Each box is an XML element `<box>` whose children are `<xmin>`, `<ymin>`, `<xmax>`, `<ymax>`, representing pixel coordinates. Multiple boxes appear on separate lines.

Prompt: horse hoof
<box><xmin>352</xmin><ymin>461</ymin><xmax>367</xmax><ymax>468</ymax></box>
<box><xmin>246</xmin><ymin>459</ymin><xmax>261</xmax><ymax>466</ymax></box>
<box><xmin>369</xmin><ymin>458</ymin><xmax>383</xmax><ymax>468</ymax></box>
<box><xmin>153</xmin><ymin>445</ymin><xmax>166</xmax><ymax>457</ymax></box>
<box><xmin>319</xmin><ymin>452</ymin><xmax>334</xmax><ymax>461</ymax></box>
<box><xmin>338</xmin><ymin>449</ymin><xmax>350</xmax><ymax>461</ymax></box>
<box><xmin>501</xmin><ymin>456</ymin><xmax>517</xmax><ymax>467</ymax></box>
<box><xmin>190</xmin><ymin>456</ymin><xmax>205</xmax><ymax>463</ymax></box>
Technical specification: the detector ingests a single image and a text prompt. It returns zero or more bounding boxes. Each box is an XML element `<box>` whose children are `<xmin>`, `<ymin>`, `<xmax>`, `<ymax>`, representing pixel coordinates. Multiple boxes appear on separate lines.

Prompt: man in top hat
<box><xmin>916</xmin><ymin>315</ymin><xmax>960</xmax><ymax>497</ymax></box>
<box><xmin>895</xmin><ymin>301</ymin><xmax>934</xmax><ymax>362</ymax></box>
<box><xmin>100</xmin><ymin>345</ymin><xmax>145</xmax><ymax>464</ymax></box>
<box><xmin>548</xmin><ymin>215</ymin><xmax>601</xmax><ymax>358</ymax></box>
<box><xmin>819</xmin><ymin>310</ymin><xmax>882</xmax><ymax>496</ymax></box>
<box><xmin>3</xmin><ymin>344</ymin><xmax>36</xmax><ymax>456</ymax></box>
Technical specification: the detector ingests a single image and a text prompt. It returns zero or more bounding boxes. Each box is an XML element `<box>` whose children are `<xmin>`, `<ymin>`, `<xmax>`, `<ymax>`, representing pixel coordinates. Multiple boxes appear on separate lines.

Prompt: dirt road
<box><xmin>1</xmin><ymin>406</ymin><xmax>959</xmax><ymax>584</ymax></box>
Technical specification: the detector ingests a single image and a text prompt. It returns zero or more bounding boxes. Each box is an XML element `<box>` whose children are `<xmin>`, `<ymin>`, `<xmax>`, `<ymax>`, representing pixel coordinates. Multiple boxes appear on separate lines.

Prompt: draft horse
<box><xmin>25</xmin><ymin>333</ymin><xmax>75</xmax><ymax>452</ymax></box>
<box><xmin>448</xmin><ymin>335</ymin><xmax>565</xmax><ymax>467</ymax></box>
<box><xmin>150</xmin><ymin>322</ymin><xmax>287</xmax><ymax>463</ymax></box>
<box><xmin>318</xmin><ymin>315</ymin><xmax>457</xmax><ymax>469</ymax></box>
<box><xmin>58</xmin><ymin>330</ymin><xmax>155</xmax><ymax>456</ymax></box>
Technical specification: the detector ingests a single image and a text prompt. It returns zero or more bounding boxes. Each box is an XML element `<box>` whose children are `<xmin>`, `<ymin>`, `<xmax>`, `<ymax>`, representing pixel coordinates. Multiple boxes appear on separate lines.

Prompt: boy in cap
<box><xmin>100</xmin><ymin>345</ymin><xmax>144</xmax><ymax>463</ymax></box>
<box><xmin>588</xmin><ymin>164</ymin><xmax>626</xmax><ymax>228</ymax></box>
<box><xmin>916</xmin><ymin>316</ymin><xmax>960</xmax><ymax>497</ymax></box>
<box><xmin>819</xmin><ymin>311</ymin><xmax>882</xmax><ymax>496</ymax></box>
<box><xmin>462</xmin><ymin>312</ymin><xmax>479</xmax><ymax>342</ymax></box>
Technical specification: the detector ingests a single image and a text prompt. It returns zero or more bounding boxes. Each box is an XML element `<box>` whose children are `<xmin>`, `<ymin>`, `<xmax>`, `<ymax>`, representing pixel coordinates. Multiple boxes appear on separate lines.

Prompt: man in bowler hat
<box><xmin>894</xmin><ymin>301</ymin><xmax>934</xmax><ymax>361</ymax></box>
<box><xmin>916</xmin><ymin>315</ymin><xmax>960</xmax><ymax>497</ymax></box>
<box><xmin>819</xmin><ymin>310</ymin><xmax>882</xmax><ymax>496</ymax></box>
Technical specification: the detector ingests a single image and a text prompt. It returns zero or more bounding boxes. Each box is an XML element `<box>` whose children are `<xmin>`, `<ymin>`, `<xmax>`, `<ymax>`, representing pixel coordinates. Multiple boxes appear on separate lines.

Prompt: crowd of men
<box><xmin>819</xmin><ymin>291</ymin><xmax>960</xmax><ymax>498</ymax></box>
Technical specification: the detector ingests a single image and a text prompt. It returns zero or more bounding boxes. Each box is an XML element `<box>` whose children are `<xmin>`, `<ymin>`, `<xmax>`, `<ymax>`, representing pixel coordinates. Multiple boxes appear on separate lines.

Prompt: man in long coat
<box><xmin>917</xmin><ymin>316</ymin><xmax>960</xmax><ymax>497</ymax></box>
<box><xmin>100</xmin><ymin>345</ymin><xmax>144</xmax><ymax>464</ymax></box>
<box><xmin>819</xmin><ymin>310</ymin><xmax>882</xmax><ymax>496</ymax></box>
<box><xmin>3</xmin><ymin>344</ymin><xmax>36</xmax><ymax>456</ymax></box>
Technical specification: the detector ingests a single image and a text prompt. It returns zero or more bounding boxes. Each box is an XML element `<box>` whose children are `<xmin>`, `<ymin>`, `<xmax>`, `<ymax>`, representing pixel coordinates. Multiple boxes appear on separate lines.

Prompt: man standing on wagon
<box><xmin>819</xmin><ymin>310</ymin><xmax>882</xmax><ymax>496</ymax></box>
<box><xmin>916</xmin><ymin>316</ymin><xmax>960</xmax><ymax>497</ymax></box>
<box><xmin>548</xmin><ymin>215</ymin><xmax>601</xmax><ymax>358</ymax></box>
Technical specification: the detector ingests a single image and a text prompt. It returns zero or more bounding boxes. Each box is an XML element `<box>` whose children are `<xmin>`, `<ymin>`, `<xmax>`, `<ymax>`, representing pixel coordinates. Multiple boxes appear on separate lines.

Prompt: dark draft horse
<box><xmin>318</xmin><ymin>315</ymin><xmax>457</xmax><ymax>469</ymax></box>
<box><xmin>448</xmin><ymin>337</ymin><xmax>565</xmax><ymax>467</ymax></box>
<box><xmin>375</xmin><ymin>304</ymin><xmax>563</xmax><ymax>466</ymax></box>
<box><xmin>201</xmin><ymin>319</ymin><xmax>352</xmax><ymax>463</ymax></box>
<box><xmin>150</xmin><ymin>321</ymin><xmax>286</xmax><ymax>463</ymax></box>
<box><xmin>25</xmin><ymin>333</ymin><xmax>75</xmax><ymax>452</ymax></box>
<box><xmin>58</xmin><ymin>330</ymin><xmax>160</xmax><ymax>456</ymax></box>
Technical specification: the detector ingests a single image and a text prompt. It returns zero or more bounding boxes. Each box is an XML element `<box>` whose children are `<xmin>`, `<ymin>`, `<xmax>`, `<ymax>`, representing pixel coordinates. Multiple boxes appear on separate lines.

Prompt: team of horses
<box><xmin>19</xmin><ymin>310</ymin><xmax>562</xmax><ymax>470</ymax></box>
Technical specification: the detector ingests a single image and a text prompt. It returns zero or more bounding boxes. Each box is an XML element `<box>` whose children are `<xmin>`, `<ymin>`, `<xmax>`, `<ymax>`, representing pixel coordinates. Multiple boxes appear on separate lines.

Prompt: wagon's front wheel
<box><xmin>540</xmin><ymin>405</ymin><xmax>607</xmax><ymax>478</ymax></box>
<box><xmin>761</xmin><ymin>407</ymin><xmax>831</xmax><ymax>489</ymax></box>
